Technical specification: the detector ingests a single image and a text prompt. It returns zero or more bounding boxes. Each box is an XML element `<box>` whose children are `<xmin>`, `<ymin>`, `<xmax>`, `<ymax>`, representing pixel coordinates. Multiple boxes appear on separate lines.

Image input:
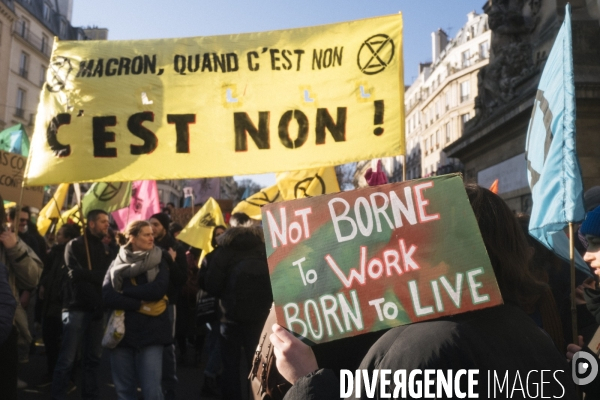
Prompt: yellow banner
<box><xmin>25</xmin><ymin>14</ymin><xmax>404</xmax><ymax>185</ymax></box>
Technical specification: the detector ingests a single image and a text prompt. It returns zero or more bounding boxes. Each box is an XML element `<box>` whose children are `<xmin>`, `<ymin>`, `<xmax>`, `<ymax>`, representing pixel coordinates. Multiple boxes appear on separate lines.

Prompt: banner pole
<box><xmin>569</xmin><ymin>222</ymin><xmax>578</xmax><ymax>344</ymax></box>
<box><xmin>75</xmin><ymin>184</ymin><xmax>93</xmax><ymax>271</ymax></box>
<box><xmin>15</xmin><ymin>183</ymin><xmax>26</xmax><ymax>233</ymax></box>
<box><xmin>51</xmin><ymin>186</ymin><xmax>66</xmax><ymax>225</ymax></box>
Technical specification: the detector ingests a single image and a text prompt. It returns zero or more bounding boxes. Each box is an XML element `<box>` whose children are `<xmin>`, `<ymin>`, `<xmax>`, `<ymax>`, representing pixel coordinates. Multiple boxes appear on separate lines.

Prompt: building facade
<box><xmin>404</xmin><ymin>11</ymin><xmax>491</xmax><ymax>180</ymax></box>
<box><xmin>445</xmin><ymin>0</ymin><xmax>600</xmax><ymax>213</ymax></box>
<box><xmin>0</xmin><ymin>0</ymin><xmax>97</xmax><ymax>132</ymax></box>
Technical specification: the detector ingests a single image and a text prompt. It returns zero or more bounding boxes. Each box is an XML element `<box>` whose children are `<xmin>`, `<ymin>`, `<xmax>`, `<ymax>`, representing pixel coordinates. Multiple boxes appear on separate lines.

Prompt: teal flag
<box><xmin>525</xmin><ymin>4</ymin><xmax>589</xmax><ymax>275</ymax></box>
<box><xmin>0</xmin><ymin>124</ymin><xmax>30</xmax><ymax>156</ymax></box>
<box><xmin>82</xmin><ymin>182</ymin><xmax>132</xmax><ymax>215</ymax></box>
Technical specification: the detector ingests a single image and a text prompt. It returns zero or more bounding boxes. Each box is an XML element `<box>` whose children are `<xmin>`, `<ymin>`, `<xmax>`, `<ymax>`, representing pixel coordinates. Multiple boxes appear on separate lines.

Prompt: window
<box><xmin>19</xmin><ymin>19</ymin><xmax>29</xmax><ymax>39</ymax></box>
<box><xmin>461</xmin><ymin>113</ymin><xmax>471</xmax><ymax>133</ymax></box>
<box><xmin>40</xmin><ymin>65</ymin><xmax>46</xmax><ymax>86</ymax></box>
<box><xmin>16</xmin><ymin>89</ymin><xmax>26</xmax><ymax>118</ymax></box>
<box><xmin>43</xmin><ymin>3</ymin><xmax>51</xmax><ymax>21</ymax></box>
<box><xmin>445</xmin><ymin>91</ymin><xmax>450</xmax><ymax>111</ymax></box>
<box><xmin>460</xmin><ymin>81</ymin><xmax>470</xmax><ymax>103</ymax></box>
<box><xmin>479</xmin><ymin>41</ymin><xmax>489</xmax><ymax>59</ymax></box>
<box><xmin>424</xmin><ymin>138</ymin><xmax>429</xmax><ymax>155</ymax></box>
<box><xmin>435</xmin><ymin>130</ymin><xmax>440</xmax><ymax>148</ymax></box>
<box><xmin>435</xmin><ymin>100</ymin><xmax>440</xmax><ymax>119</ymax></box>
<box><xmin>462</xmin><ymin>50</ymin><xmax>471</xmax><ymax>68</ymax></box>
<box><xmin>41</xmin><ymin>34</ymin><xmax>48</xmax><ymax>54</ymax></box>
<box><xmin>19</xmin><ymin>52</ymin><xmax>29</xmax><ymax>79</ymax></box>
<box><xmin>445</xmin><ymin>122</ymin><xmax>452</xmax><ymax>143</ymax></box>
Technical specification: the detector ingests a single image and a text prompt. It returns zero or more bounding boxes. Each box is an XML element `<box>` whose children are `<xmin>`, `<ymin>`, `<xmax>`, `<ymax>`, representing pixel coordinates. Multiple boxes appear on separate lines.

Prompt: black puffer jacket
<box><xmin>39</xmin><ymin>243</ymin><xmax>68</xmax><ymax>318</ymax></box>
<box><xmin>62</xmin><ymin>231</ymin><xmax>118</xmax><ymax>317</ymax></box>
<box><xmin>154</xmin><ymin>233</ymin><xmax>187</xmax><ymax>305</ymax></box>
<box><xmin>204</xmin><ymin>226</ymin><xmax>272</xmax><ymax>324</ymax></box>
<box><xmin>285</xmin><ymin>304</ymin><xmax>577</xmax><ymax>400</ymax></box>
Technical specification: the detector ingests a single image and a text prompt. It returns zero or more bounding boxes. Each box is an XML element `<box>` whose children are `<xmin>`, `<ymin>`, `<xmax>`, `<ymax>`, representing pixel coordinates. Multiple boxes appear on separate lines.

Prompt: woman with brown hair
<box><xmin>102</xmin><ymin>220</ymin><xmax>171</xmax><ymax>400</ymax></box>
<box><xmin>271</xmin><ymin>184</ymin><xmax>576</xmax><ymax>399</ymax></box>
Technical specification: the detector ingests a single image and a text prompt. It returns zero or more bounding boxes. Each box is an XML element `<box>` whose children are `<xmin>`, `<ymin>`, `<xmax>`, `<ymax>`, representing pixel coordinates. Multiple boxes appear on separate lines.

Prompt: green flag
<box><xmin>82</xmin><ymin>182</ymin><xmax>132</xmax><ymax>215</ymax></box>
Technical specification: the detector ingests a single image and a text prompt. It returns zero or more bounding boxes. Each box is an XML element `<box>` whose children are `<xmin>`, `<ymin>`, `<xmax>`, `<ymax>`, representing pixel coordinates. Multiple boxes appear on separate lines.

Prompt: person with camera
<box><xmin>0</xmin><ymin>200</ymin><xmax>42</xmax><ymax>399</ymax></box>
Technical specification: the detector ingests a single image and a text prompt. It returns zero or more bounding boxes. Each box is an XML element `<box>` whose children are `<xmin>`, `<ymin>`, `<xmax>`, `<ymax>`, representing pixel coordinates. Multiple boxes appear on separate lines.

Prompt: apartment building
<box><xmin>404</xmin><ymin>11</ymin><xmax>491</xmax><ymax>180</ymax></box>
<box><xmin>0</xmin><ymin>0</ymin><xmax>95</xmax><ymax>131</ymax></box>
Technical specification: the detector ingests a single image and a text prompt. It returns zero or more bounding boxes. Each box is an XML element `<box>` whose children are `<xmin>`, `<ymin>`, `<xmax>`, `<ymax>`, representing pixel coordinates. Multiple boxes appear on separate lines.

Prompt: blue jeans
<box><xmin>204</xmin><ymin>321</ymin><xmax>222</xmax><ymax>378</ymax></box>
<box><xmin>110</xmin><ymin>345</ymin><xmax>164</xmax><ymax>400</ymax></box>
<box><xmin>51</xmin><ymin>311</ymin><xmax>104</xmax><ymax>400</ymax></box>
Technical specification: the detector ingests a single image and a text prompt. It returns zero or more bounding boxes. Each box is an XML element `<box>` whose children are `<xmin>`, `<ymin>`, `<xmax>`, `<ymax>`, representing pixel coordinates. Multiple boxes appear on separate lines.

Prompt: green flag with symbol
<box><xmin>82</xmin><ymin>182</ymin><xmax>132</xmax><ymax>215</ymax></box>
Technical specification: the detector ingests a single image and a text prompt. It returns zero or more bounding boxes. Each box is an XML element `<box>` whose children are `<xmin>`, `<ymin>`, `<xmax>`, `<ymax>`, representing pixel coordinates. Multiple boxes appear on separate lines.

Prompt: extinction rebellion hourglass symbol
<box><xmin>357</xmin><ymin>34</ymin><xmax>395</xmax><ymax>75</ymax></box>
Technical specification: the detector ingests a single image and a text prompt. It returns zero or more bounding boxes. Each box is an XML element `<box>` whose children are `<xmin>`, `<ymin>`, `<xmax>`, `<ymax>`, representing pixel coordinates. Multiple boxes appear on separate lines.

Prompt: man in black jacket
<box><xmin>51</xmin><ymin>210</ymin><xmax>118</xmax><ymax>400</ymax></box>
<box><xmin>150</xmin><ymin>212</ymin><xmax>187</xmax><ymax>400</ymax></box>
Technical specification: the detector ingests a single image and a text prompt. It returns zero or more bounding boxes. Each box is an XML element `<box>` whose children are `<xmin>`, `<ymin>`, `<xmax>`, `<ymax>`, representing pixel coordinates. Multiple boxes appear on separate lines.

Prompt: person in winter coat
<box><xmin>197</xmin><ymin>224</ymin><xmax>226</xmax><ymax>397</ymax></box>
<box><xmin>52</xmin><ymin>209</ymin><xmax>118</xmax><ymax>400</ymax></box>
<box><xmin>0</xmin><ymin>261</ymin><xmax>17</xmax><ymax>396</ymax></box>
<box><xmin>38</xmin><ymin>224</ymin><xmax>81</xmax><ymax>379</ymax></box>
<box><xmin>0</xmin><ymin>262</ymin><xmax>16</xmax><ymax>345</ymax></box>
<box><xmin>205</xmin><ymin>213</ymin><xmax>273</xmax><ymax>399</ymax></box>
<box><xmin>149</xmin><ymin>213</ymin><xmax>186</xmax><ymax>400</ymax></box>
<box><xmin>567</xmin><ymin>205</ymin><xmax>600</xmax><ymax>397</ymax></box>
<box><xmin>102</xmin><ymin>220</ymin><xmax>172</xmax><ymax>400</ymax></box>
<box><xmin>0</xmin><ymin>199</ymin><xmax>43</xmax><ymax>399</ymax></box>
<box><xmin>271</xmin><ymin>184</ymin><xmax>577</xmax><ymax>400</ymax></box>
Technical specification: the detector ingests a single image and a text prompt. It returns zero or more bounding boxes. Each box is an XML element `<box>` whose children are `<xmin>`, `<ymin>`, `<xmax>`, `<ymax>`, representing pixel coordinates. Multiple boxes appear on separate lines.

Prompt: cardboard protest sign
<box><xmin>0</xmin><ymin>150</ymin><xmax>43</xmax><ymax>208</ymax></box>
<box><xmin>25</xmin><ymin>14</ymin><xmax>404</xmax><ymax>186</ymax></box>
<box><xmin>261</xmin><ymin>174</ymin><xmax>502</xmax><ymax>345</ymax></box>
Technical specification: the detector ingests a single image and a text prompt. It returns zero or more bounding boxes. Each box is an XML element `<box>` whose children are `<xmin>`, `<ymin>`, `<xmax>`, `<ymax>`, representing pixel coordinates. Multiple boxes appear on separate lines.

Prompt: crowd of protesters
<box><xmin>2</xmin><ymin>184</ymin><xmax>600</xmax><ymax>399</ymax></box>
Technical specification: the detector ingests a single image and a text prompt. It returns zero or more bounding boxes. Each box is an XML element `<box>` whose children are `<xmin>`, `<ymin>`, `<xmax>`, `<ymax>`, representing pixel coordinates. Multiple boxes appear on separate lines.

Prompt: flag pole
<box><xmin>569</xmin><ymin>222</ymin><xmax>578</xmax><ymax>344</ymax></box>
<box><xmin>191</xmin><ymin>193</ymin><xmax>195</xmax><ymax>216</ymax></box>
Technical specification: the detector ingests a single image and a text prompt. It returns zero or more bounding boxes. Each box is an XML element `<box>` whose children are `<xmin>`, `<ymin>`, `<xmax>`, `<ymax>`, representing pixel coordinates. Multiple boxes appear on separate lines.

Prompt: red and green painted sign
<box><xmin>261</xmin><ymin>174</ymin><xmax>502</xmax><ymax>345</ymax></box>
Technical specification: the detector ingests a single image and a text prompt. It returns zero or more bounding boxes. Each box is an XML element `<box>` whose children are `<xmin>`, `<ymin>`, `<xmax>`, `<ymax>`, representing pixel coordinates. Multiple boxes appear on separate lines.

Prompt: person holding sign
<box><xmin>565</xmin><ymin>205</ymin><xmax>600</xmax><ymax>397</ymax></box>
<box><xmin>271</xmin><ymin>184</ymin><xmax>576</xmax><ymax>399</ymax></box>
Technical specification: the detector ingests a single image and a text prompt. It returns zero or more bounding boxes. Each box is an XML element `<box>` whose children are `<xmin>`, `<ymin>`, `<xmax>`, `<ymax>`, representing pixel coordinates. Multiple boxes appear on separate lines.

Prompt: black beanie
<box><xmin>150</xmin><ymin>213</ymin><xmax>170</xmax><ymax>232</ymax></box>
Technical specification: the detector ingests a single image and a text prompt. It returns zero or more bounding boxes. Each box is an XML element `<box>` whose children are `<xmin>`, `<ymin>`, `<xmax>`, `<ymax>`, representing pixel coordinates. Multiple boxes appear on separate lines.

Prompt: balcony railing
<box><xmin>15</xmin><ymin>108</ymin><xmax>24</xmax><ymax>118</ymax></box>
<box><xmin>13</xmin><ymin>21</ymin><xmax>52</xmax><ymax>57</ymax></box>
<box><xmin>460</xmin><ymin>95</ymin><xmax>469</xmax><ymax>103</ymax></box>
<box><xmin>19</xmin><ymin>68</ymin><xmax>28</xmax><ymax>79</ymax></box>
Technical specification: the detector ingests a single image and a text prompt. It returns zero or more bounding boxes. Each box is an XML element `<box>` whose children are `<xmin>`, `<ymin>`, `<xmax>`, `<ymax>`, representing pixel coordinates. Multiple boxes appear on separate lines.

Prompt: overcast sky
<box><xmin>71</xmin><ymin>0</ymin><xmax>486</xmax><ymax>187</ymax></box>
